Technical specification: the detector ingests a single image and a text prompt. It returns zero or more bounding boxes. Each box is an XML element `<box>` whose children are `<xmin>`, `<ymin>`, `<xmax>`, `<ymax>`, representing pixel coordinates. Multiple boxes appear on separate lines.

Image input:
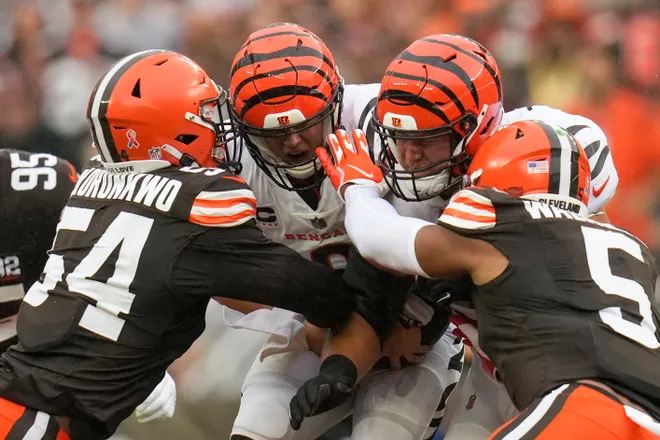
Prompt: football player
<box><xmin>227</xmin><ymin>22</ymin><xmax>463</xmax><ymax>440</ymax></box>
<box><xmin>339</xmin><ymin>33</ymin><xmax>620</xmax><ymax>439</ymax></box>
<box><xmin>0</xmin><ymin>149</ymin><xmax>77</xmax><ymax>352</ymax></box>
<box><xmin>0</xmin><ymin>150</ymin><xmax>179</xmax><ymax>426</ymax></box>
<box><xmin>0</xmin><ymin>50</ymin><xmax>359</xmax><ymax>440</ymax></box>
<box><xmin>291</xmin><ymin>122</ymin><xmax>660</xmax><ymax>440</ymax></box>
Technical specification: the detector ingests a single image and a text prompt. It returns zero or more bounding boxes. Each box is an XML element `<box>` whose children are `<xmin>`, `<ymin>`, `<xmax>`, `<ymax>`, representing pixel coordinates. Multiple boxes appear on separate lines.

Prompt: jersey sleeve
<box><xmin>502</xmin><ymin>105</ymin><xmax>618</xmax><ymax>214</ymax></box>
<box><xmin>340</xmin><ymin>83</ymin><xmax>384</xmax><ymax>160</ymax></box>
<box><xmin>169</xmin><ymin>168</ymin><xmax>257</xmax><ymax>228</ymax></box>
<box><xmin>570</xmin><ymin>119</ymin><xmax>617</xmax><ymax>214</ymax></box>
<box><xmin>171</xmin><ymin>223</ymin><xmax>354</xmax><ymax>328</ymax></box>
<box><xmin>189</xmin><ymin>183</ymin><xmax>257</xmax><ymax>228</ymax></box>
<box><xmin>437</xmin><ymin>187</ymin><xmax>497</xmax><ymax>234</ymax></box>
<box><xmin>341</xmin><ymin>83</ymin><xmax>380</xmax><ymax>133</ymax></box>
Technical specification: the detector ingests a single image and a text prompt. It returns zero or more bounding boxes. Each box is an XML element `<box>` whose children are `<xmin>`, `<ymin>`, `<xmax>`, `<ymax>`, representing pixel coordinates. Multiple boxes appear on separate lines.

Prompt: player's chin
<box><xmin>284</xmin><ymin>151</ymin><xmax>315</xmax><ymax>165</ymax></box>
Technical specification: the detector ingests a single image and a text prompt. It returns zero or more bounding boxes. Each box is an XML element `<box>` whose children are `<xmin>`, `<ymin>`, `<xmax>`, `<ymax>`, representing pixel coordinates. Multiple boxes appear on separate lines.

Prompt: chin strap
<box><xmin>161</xmin><ymin>144</ymin><xmax>199</xmax><ymax>167</ymax></box>
<box><xmin>219</xmin><ymin>160</ymin><xmax>243</xmax><ymax>175</ymax></box>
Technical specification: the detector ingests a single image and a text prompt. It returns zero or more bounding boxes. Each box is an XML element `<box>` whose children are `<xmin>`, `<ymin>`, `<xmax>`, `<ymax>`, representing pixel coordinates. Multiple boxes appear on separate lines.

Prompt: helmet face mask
<box><xmin>86</xmin><ymin>50</ymin><xmax>241</xmax><ymax>170</ymax></box>
<box><xmin>192</xmin><ymin>88</ymin><xmax>242</xmax><ymax>172</ymax></box>
<box><xmin>373</xmin><ymin>111</ymin><xmax>475</xmax><ymax>201</ymax></box>
<box><xmin>229</xmin><ymin>22</ymin><xmax>344</xmax><ymax>192</ymax></box>
<box><xmin>230</xmin><ymin>83</ymin><xmax>343</xmax><ymax>189</ymax></box>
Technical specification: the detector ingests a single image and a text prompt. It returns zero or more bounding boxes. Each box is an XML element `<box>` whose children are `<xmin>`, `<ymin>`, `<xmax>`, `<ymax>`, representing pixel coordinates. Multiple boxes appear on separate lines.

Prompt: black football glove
<box><xmin>289</xmin><ymin>355</ymin><xmax>357</xmax><ymax>431</ymax></box>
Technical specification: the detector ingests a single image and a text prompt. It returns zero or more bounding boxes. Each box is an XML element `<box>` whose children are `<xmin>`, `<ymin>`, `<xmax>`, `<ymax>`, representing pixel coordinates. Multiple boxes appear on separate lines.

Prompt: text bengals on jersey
<box><xmin>284</xmin><ymin>229</ymin><xmax>346</xmax><ymax>241</ymax></box>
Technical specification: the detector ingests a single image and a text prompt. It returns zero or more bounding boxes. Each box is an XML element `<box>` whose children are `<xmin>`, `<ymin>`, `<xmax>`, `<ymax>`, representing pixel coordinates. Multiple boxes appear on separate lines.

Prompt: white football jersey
<box><xmin>502</xmin><ymin>105</ymin><xmax>617</xmax><ymax>214</ymax></box>
<box><xmin>342</xmin><ymin>83</ymin><xmax>381</xmax><ymax>135</ymax></box>
<box><xmin>240</xmin><ymin>151</ymin><xmax>350</xmax><ymax>269</ymax></box>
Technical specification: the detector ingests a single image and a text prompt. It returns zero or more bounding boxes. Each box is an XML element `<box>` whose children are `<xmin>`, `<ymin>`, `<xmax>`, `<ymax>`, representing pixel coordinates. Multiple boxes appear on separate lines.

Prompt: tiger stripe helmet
<box><xmin>86</xmin><ymin>50</ymin><xmax>239</xmax><ymax>169</ymax></box>
<box><xmin>372</xmin><ymin>34</ymin><xmax>503</xmax><ymax>201</ymax></box>
<box><xmin>229</xmin><ymin>22</ymin><xmax>344</xmax><ymax>191</ymax></box>
<box><xmin>468</xmin><ymin>120</ymin><xmax>591</xmax><ymax>216</ymax></box>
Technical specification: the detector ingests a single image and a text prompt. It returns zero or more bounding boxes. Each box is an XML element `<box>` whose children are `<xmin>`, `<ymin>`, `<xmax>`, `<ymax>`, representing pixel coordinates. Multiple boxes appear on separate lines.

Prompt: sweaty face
<box><xmin>394</xmin><ymin>134</ymin><xmax>452</xmax><ymax>176</ymax></box>
<box><xmin>261</xmin><ymin>121</ymin><xmax>324</xmax><ymax>166</ymax></box>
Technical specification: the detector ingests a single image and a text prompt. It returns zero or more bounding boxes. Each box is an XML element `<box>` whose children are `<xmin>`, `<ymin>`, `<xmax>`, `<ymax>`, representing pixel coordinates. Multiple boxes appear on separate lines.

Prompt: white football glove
<box><xmin>134</xmin><ymin>371</ymin><xmax>177</xmax><ymax>423</ymax></box>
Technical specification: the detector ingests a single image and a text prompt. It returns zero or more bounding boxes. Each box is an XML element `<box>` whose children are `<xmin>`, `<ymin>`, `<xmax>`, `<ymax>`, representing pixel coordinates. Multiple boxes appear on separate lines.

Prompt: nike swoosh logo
<box><xmin>592</xmin><ymin>175</ymin><xmax>610</xmax><ymax>198</ymax></box>
<box><xmin>436</xmin><ymin>292</ymin><xmax>451</xmax><ymax>304</ymax></box>
<box><xmin>346</xmin><ymin>164</ymin><xmax>374</xmax><ymax>179</ymax></box>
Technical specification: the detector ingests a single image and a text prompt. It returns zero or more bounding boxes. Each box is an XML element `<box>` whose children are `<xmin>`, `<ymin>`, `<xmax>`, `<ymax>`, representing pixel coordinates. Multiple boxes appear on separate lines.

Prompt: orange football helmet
<box><xmin>229</xmin><ymin>22</ymin><xmax>344</xmax><ymax>191</ymax></box>
<box><xmin>468</xmin><ymin>120</ymin><xmax>591</xmax><ymax>215</ymax></box>
<box><xmin>372</xmin><ymin>34</ymin><xmax>503</xmax><ymax>201</ymax></box>
<box><xmin>86</xmin><ymin>50</ymin><xmax>239</xmax><ymax>169</ymax></box>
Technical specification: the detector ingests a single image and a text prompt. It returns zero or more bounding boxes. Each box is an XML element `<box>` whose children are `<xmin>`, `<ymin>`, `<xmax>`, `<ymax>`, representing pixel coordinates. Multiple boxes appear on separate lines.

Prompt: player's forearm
<box><xmin>344</xmin><ymin>184</ymin><xmax>433</xmax><ymax>277</ymax></box>
<box><xmin>321</xmin><ymin>312</ymin><xmax>381</xmax><ymax>381</ymax></box>
<box><xmin>175</xmin><ymin>228</ymin><xmax>355</xmax><ymax>329</ymax></box>
<box><xmin>251</xmin><ymin>245</ymin><xmax>355</xmax><ymax>328</ymax></box>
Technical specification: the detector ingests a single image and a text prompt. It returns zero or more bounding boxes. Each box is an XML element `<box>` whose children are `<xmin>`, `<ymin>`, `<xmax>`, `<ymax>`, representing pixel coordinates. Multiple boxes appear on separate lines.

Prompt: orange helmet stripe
<box><xmin>230</xmin><ymin>45</ymin><xmax>334</xmax><ymax>78</ymax></box>
<box><xmin>382</xmin><ymin>70</ymin><xmax>467</xmax><ymax>115</ymax></box>
<box><xmin>377</xmin><ymin>89</ymin><xmax>452</xmax><ymax>124</ymax></box>
<box><xmin>231</xmin><ymin>33</ymin><xmax>337</xmax><ymax>120</ymax></box>
<box><xmin>396</xmin><ymin>50</ymin><xmax>480</xmax><ymax>108</ymax></box>
<box><xmin>231</xmin><ymin>65</ymin><xmax>333</xmax><ymax>104</ymax></box>
<box><xmin>238</xmin><ymin>85</ymin><xmax>331</xmax><ymax>120</ymax></box>
<box><xmin>421</xmin><ymin>37</ymin><xmax>502</xmax><ymax>102</ymax></box>
<box><xmin>238</xmin><ymin>23</ymin><xmax>320</xmax><ymax>50</ymax></box>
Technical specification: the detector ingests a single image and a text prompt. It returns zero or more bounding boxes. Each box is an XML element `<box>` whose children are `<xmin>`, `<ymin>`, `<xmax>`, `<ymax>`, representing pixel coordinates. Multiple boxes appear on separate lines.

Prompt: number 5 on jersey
<box><xmin>24</xmin><ymin>207</ymin><xmax>153</xmax><ymax>341</ymax></box>
<box><xmin>582</xmin><ymin>226</ymin><xmax>660</xmax><ymax>349</ymax></box>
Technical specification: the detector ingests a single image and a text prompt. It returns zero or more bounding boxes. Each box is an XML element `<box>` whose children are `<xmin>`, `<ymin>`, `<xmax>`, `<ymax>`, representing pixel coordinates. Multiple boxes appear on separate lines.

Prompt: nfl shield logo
<box><xmin>311</xmin><ymin>217</ymin><xmax>327</xmax><ymax>230</ymax></box>
<box><xmin>466</xmin><ymin>393</ymin><xmax>477</xmax><ymax>410</ymax></box>
<box><xmin>148</xmin><ymin>147</ymin><xmax>163</xmax><ymax>160</ymax></box>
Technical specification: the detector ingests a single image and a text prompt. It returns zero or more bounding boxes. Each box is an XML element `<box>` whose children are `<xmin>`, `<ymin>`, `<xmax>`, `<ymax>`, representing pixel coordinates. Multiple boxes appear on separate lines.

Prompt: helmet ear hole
<box><xmin>131</xmin><ymin>79</ymin><xmax>141</xmax><ymax>98</ymax></box>
<box><xmin>175</xmin><ymin>134</ymin><xmax>199</xmax><ymax>145</ymax></box>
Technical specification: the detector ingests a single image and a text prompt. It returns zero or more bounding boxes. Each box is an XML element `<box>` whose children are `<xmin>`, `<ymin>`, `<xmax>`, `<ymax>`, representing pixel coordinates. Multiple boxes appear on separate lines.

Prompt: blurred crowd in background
<box><xmin>0</xmin><ymin>1</ymin><xmax>659</xmax><ymax>437</ymax></box>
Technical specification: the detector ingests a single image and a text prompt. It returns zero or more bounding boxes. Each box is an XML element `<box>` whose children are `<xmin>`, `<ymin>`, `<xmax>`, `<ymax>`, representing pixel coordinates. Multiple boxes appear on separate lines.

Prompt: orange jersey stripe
<box><xmin>450</xmin><ymin>196</ymin><xmax>495</xmax><ymax>214</ymax></box>
<box><xmin>192</xmin><ymin>197</ymin><xmax>257</xmax><ymax>210</ymax></box>
<box><xmin>441</xmin><ymin>207</ymin><xmax>495</xmax><ymax>224</ymax></box>
<box><xmin>189</xmin><ymin>208</ymin><xmax>256</xmax><ymax>226</ymax></box>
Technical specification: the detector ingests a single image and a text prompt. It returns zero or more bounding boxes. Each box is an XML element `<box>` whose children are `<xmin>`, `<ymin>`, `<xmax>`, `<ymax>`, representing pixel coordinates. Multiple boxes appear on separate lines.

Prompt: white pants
<box><xmin>231</xmin><ymin>323</ymin><xmax>464</xmax><ymax>440</ymax></box>
<box><xmin>444</xmin><ymin>355</ymin><xmax>518</xmax><ymax>440</ymax></box>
